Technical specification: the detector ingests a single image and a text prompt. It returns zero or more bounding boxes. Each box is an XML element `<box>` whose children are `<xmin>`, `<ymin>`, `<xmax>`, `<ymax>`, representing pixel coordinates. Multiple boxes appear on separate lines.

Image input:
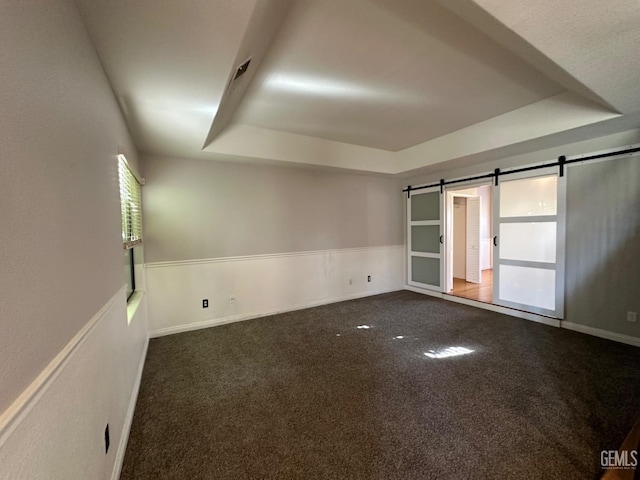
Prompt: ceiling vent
<box><xmin>233</xmin><ymin>58</ymin><xmax>251</xmax><ymax>81</ymax></box>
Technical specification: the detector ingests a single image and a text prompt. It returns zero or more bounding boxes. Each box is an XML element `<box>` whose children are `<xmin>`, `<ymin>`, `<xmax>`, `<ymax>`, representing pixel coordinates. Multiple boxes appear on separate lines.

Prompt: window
<box><xmin>118</xmin><ymin>154</ymin><xmax>143</xmax><ymax>300</ymax></box>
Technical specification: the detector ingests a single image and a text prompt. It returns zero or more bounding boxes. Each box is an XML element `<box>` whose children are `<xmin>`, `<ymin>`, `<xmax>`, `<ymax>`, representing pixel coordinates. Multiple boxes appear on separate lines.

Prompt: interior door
<box><xmin>492</xmin><ymin>168</ymin><xmax>566</xmax><ymax>318</ymax></box>
<box><xmin>465</xmin><ymin>196</ymin><xmax>481</xmax><ymax>284</ymax></box>
<box><xmin>408</xmin><ymin>187</ymin><xmax>443</xmax><ymax>292</ymax></box>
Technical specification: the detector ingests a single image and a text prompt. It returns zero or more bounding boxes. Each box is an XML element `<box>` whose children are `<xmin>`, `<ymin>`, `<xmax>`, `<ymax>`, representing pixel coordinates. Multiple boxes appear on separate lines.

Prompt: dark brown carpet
<box><xmin>121</xmin><ymin>291</ymin><xmax>640</xmax><ymax>479</ymax></box>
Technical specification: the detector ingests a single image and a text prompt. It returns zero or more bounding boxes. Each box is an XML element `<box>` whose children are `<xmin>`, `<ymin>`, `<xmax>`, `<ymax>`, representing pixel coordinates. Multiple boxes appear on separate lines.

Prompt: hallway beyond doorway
<box><xmin>451</xmin><ymin>269</ymin><xmax>493</xmax><ymax>303</ymax></box>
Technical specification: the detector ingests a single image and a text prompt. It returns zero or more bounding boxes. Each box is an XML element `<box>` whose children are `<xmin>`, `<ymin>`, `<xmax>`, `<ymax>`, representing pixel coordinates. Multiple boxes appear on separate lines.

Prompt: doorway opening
<box><xmin>446</xmin><ymin>184</ymin><xmax>493</xmax><ymax>303</ymax></box>
<box><xmin>407</xmin><ymin>166</ymin><xmax>565</xmax><ymax>320</ymax></box>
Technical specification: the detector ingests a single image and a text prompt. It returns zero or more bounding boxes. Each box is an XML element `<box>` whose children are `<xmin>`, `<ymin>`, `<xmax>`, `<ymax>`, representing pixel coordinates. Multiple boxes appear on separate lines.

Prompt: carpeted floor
<box><xmin>121</xmin><ymin>291</ymin><xmax>640</xmax><ymax>479</ymax></box>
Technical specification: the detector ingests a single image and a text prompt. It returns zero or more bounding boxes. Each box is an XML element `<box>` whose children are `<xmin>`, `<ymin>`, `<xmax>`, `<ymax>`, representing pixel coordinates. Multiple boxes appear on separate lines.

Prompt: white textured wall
<box><xmin>140</xmin><ymin>154</ymin><xmax>405</xmax><ymax>334</ymax></box>
<box><xmin>0</xmin><ymin>1</ymin><xmax>147</xmax><ymax>478</ymax></box>
<box><xmin>0</xmin><ymin>290</ymin><xmax>148</xmax><ymax>480</ymax></box>
<box><xmin>565</xmin><ymin>155</ymin><xmax>640</xmax><ymax>337</ymax></box>
<box><xmin>141</xmin><ymin>154</ymin><xmax>404</xmax><ymax>262</ymax></box>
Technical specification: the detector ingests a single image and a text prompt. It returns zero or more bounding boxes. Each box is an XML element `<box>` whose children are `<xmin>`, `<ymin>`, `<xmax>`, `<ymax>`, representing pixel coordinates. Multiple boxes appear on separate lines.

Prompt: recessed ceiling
<box><xmin>74</xmin><ymin>0</ymin><xmax>259</xmax><ymax>154</ymax></box>
<box><xmin>233</xmin><ymin>0</ymin><xmax>563</xmax><ymax>151</ymax></box>
<box><xmin>75</xmin><ymin>0</ymin><xmax>638</xmax><ymax>174</ymax></box>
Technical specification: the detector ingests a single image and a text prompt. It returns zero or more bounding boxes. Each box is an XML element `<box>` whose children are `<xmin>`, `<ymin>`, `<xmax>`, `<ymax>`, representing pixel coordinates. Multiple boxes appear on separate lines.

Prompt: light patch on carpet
<box><xmin>424</xmin><ymin>346</ymin><xmax>475</xmax><ymax>359</ymax></box>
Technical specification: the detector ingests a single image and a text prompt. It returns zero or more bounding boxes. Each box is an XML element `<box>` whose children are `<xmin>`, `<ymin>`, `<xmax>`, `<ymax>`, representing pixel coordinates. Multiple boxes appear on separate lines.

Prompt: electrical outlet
<box><xmin>104</xmin><ymin>424</ymin><xmax>110</xmax><ymax>454</ymax></box>
<box><xmin>627</xmin><ymin>311</ymin><xmax>637</xmax><ymax>323</ymax></box>
<box><xmin>202</xmin><ymin>299</ymin><xmax>208</xmax><ymax>308</ymax></box>
<box><xmin>367</xmin><ymin>275</ymin><xmax>371</xmax><ymax>282</ymax></box>
<box><xmin>229</xmin><ymin>296</ymin><xmax>236</xmax><ymax>304</ymax></box>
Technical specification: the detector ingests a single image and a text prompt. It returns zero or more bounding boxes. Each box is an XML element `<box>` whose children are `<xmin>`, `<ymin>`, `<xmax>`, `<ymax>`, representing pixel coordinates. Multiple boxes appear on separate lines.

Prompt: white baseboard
<box><xmin>150</xmin><ymin>288</ymin><xmax>398</xmax><ymax>338</ymax></box>
<box><xmin>404</xmin><ymin>286</ymin><xmax>560</xmax><ymax>327</ymax></box>
<box><xmin>111</xmin><ymin>335</ymin><xmax>149</xmax><ymax>480</ymax></box>
<box><xmin>405</xmin><ymin>285</ymin><xmax>444</xmax><ymax>299</ymax></box>
<box><xmin>442</xmin><ymin>294</ymin><xmax>561</xmax><ymax>328</ymax></box>
<box><xmin>561</xmin><ymin>322</ymin><xmax>640</xmax><ymax>347</ymax></box>
<box><xmin>405</xmin><ymin>286</ymin><xmax>640</xmax><ymax>346</ymax></box>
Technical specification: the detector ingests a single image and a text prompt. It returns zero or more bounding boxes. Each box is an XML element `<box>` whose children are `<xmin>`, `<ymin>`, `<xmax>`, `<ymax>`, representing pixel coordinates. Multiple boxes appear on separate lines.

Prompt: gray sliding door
<box><xmin>408</xmin><ymin>188</ymin><xmax>443</xmax><ymax>291</ymax></box>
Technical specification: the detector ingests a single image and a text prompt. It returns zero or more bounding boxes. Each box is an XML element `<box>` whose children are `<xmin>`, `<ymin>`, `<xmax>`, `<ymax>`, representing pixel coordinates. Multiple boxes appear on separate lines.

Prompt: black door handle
<box><xmin>493</xmin><ymin>236</ymin><xmax>498</xmax><ymax>247</ymax></box>
<box><xmin>440</xmin><ymin>235</ymin><xmax>444</xmax><ymax>244</ymax></box>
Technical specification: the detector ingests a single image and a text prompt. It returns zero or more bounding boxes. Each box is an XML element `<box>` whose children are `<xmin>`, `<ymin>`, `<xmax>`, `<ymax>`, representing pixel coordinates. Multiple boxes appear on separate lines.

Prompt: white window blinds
<box><xmin>118</xmin><ymin>154</ymin><xmax>143</xmax><ymax>249</ymax></box>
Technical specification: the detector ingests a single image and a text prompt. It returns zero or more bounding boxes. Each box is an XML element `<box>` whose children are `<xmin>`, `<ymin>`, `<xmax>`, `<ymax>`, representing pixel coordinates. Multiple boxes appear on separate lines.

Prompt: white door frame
<box><xmin>465</xmin><ymin>195</ymin><xmax>482</xmax><ymax>284</ymax></box>
<box><xmin>444</xmin><ymin>181</ymin><xmax>492</xmax><ymax>293</ymax></box>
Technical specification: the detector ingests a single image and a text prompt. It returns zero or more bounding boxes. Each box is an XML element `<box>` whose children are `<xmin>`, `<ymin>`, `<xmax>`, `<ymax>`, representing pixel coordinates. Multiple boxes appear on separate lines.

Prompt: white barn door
<box><xmin>492</xmin><ymin>167</ymin><xmax>566</xmax><ymax>318</ymax></box>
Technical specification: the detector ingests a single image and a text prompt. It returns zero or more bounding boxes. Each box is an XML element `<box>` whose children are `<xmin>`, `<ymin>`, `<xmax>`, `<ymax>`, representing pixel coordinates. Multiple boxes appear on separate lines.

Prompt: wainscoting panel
<box><xmin>0</xmin><ymin>288</ymin><xmax>148</xmax><ymax>480</ymax></box>
<box><xmin>146</xmin><ymin>245</ymin><xmax>405</xmax><ymax>337</ymax></box>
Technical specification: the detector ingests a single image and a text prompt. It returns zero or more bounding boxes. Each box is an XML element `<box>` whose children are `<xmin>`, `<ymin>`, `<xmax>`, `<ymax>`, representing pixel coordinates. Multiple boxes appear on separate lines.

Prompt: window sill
<box><xmin>127</xmin><ymin>291</ymin><xmax>145</xmax><ymax>325</ymax></box>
